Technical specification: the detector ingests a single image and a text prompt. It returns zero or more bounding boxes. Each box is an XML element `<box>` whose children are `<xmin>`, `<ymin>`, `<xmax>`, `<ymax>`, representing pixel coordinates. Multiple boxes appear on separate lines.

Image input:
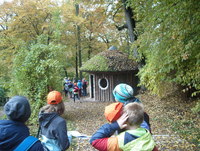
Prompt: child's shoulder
<box><xmin>52</xmin><ymin>115</ymin><xmax>66</xmax><ymax>124</ymax></box>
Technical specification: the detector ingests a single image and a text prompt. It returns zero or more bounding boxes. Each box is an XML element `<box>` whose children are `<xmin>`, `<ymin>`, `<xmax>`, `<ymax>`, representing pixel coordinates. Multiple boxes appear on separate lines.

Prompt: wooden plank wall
<box><xmin>93</xmin><ymin>71</ymin><xmax>139</xmax><ymax>102</ymax></box>
<box><xmin>94</xmin><ymin>73</ymin><xmax>111</xmax><ymax>102</ymax></box>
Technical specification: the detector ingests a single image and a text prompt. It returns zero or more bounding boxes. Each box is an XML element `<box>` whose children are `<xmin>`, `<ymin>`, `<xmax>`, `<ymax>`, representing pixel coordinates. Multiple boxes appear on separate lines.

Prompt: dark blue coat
<box><xmin>0</xmin><ymin>120</ymin><xmax>44</xmax><ymax>151</ymax></box>
<box><xmin>39</xmin><ymin>112</ymin><xmax>70</xmax><ymax>151</ymax></box>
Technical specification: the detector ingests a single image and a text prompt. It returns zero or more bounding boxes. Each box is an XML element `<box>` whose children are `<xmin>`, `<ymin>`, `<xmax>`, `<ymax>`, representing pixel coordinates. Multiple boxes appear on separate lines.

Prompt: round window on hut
<box><xmin>98</xmin><ymin>78</ymin><xmax>109</xmax><ymax>90</ymax></box>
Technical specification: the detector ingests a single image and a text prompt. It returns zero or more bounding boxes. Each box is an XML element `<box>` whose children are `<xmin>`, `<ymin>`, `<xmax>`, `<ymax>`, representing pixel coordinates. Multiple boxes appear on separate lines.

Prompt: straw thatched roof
<box><xmin>80</xmin><ymin>50</ymin><xmax>138</xmax><ymax>72</ymax></box>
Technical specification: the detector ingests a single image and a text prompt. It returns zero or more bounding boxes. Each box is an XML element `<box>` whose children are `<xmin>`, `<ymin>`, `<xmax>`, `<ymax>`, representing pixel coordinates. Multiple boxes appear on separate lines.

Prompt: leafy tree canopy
<box><xmin>127</xmin><ymin>0</ymin><xmax>200</xmax><ymax>97</ymax></box>
<box><xmin>10</xmin><ymin>35</ymin><xmax>66</xmax><ymax>123</ymax></box>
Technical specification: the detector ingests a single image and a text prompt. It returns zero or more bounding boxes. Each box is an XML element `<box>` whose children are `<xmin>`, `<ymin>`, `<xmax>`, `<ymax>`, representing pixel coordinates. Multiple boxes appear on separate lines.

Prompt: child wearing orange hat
<box><xmin>104</xmin><ymin>83</ymin><xmax>151</xmax><ymax>131</ymax></box>
<box><xmin>38</xmin><ymin>91</ymin><xmax>70</xmax><ymax>151</ymax></box>
<box><xmin>91</xmin><ymin>102</ymin><xmax>158</xmax><ymax>151</ymax></box>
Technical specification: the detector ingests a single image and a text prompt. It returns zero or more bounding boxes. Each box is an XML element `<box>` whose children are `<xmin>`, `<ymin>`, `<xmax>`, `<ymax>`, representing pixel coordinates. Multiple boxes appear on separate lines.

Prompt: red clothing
<box><xmin>90</xmin><ymin>122</ymin><xmax>159</xmax><ymax>151</ymax></box>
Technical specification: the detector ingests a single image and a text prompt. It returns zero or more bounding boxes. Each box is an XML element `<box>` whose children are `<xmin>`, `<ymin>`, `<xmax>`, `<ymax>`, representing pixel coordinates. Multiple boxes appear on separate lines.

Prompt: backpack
<box><xmin>74</xmin><ymin>87</ymin><xmax>79</xmax><ymax>92</ymax></box>
<box><xmin>14</xmin><ymin>136</ymin><xmax>39</xmax><ymax>151</ymax></box>
<box><xmin>68</xmin><ymin>83</ymin><xmax>73</xmax><ymax>89</ymax></box>
<box><xmin>64</xmin><ymin>83</ymin><xmax>68</xmax><ymax>90</ymax></box>
<box><xmin>82</xmin><ymin>81</ymin><xmax>87</xmax><ymax>88</ymax></box>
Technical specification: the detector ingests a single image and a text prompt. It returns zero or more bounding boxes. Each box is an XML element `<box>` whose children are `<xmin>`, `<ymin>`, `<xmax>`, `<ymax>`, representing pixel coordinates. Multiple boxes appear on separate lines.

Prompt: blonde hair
<box><xmin>123</xmin><ymin>102</ymin><xmax>144</xmax><ymax>126</ymax></box>
<box><xmin>40</xmin><ymin>101</ymin><xmax>65</xmax><ymax>115</ymax></box>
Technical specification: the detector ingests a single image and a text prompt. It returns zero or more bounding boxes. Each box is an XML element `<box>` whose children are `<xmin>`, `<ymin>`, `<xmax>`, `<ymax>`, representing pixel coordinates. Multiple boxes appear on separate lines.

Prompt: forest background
<box><xmin>0</xmin><ymin>0</ymin><xmax>199</xmax><ymax>149</ymax></box>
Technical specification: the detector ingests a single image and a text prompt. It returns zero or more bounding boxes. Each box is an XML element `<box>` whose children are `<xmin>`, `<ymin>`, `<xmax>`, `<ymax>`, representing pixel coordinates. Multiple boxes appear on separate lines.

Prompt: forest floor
<box><xmin>0</xmin><ymin>92</ymin><xmax>199</xmax><ymax>151</ymax></box>
<box><xmin>64</xmin><ymin>92</ymin><xmax>199</xmax><ymax>151</ymax></box>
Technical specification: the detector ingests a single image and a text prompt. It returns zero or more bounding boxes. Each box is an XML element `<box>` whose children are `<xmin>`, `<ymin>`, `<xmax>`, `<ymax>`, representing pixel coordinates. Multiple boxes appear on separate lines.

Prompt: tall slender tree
<box><xmin>75</xmin><ymin>4</ymin><xmax>82</xmax><ymax>80</ymax></box>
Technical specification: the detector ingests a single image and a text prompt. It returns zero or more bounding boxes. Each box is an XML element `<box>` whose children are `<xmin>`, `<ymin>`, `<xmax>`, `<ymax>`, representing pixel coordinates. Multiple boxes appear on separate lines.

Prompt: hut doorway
<box><xmin>90</xmin><ymin>74</ymin><xmax>94</xmax><ymax>98</ymax></box>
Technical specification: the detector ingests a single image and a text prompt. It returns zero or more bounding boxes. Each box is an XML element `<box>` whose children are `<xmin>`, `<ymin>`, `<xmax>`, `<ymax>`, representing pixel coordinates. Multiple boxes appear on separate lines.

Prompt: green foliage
<box><xmin>10</xmin><ymin>35</ymin><xmax>66</xmax><ymax>123</ymax></box>
<box><xmin>192</xmin><ymin>100</ymin><xmax>200</xmax><ymax>113</ymax></box>
<box><xmin>0</xmin><ymin>35</ymin><xmax>16</xmax><ymax>91</ymax></box>
<box><xmin>0</xmin><ymin>87</ymin><xmax>6</xmax><ymax>106</ymax></box>
<box><xmin>127</xmin><ymin>0</ymin><xmax>200</xmax><ymax>97</ymax></box>
<box><xmin>80</xmin><ymin>55</ymin><xmax>109</xmax><ymax>71</ymax></box>
<box><xmin>0</xmin><ymin>87</ymin><xmax>5</xmax><ymax>98</ymax></box>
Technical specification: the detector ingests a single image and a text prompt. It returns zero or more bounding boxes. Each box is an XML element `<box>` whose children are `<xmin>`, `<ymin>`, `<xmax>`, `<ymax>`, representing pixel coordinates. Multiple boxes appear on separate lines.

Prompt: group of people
<box><xmin>90</xmin><ymin>83</ymin><xmax>158</xmax><ymax>151</ymax></box>
<box><xmin>63</xmin><ymin>77</ymin><xmax>88</xmax><ymax>102</ymax></box>
<box><xmin>0</xmin><ymin>83</ymin><xmax>158</xmax><ymax>151</ymax></box>
<box><xmin>0</xmin><ymin>91</ymin><xmax>70</xmax><ymax>151</ymax></box>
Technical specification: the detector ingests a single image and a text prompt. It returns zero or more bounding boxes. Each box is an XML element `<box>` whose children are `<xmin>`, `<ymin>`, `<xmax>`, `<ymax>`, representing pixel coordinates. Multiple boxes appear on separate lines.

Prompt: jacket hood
<box><xmin>39</xmin><ymin>112</ymin><xmax>58</xmax><ymax>127</ymax></box>
<box><xmin>118</xmin><ymin>128</ymin><xmax>155</xmax><ymax>151</ymax></box>
<box><xmin>4</xmin><ymin>96</ymin><xmax>31</xmax><ymax>122</ymax></box>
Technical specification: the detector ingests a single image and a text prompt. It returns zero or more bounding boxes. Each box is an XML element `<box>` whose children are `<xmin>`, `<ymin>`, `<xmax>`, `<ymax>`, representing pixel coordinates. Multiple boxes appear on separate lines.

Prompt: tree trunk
<box><xmin>121</xmin><ymin>0</ymin><xmax>138</xmax><ymax>58</ymax></box>
<box><xmin>75</xmin><ymin>4</ymin><xmax>82</xmax><ymax>80</ymax></box>
<box><xmin>121</xmin><ymin>0</ymin><xmax>146</xmax><ymax>91</ymax></box>
<box><xmin>88</xmin><ymin>44</ymin><xmax>92</xmax><ymax>60</ymax></box>
<box><xmin>75</xmin><ymin>50</ymin><xmax>78</xmax><ymax>79</ymax></box>
<box><xmin>88</xmin><ymin>21</ymin><xmax>93</xmax><ymax>60</ymax></box>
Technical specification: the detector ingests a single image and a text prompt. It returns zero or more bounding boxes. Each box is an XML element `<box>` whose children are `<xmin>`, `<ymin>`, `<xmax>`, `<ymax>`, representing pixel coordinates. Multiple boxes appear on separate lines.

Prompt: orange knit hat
<box><xmin>47</xmin><ymin>91</ymin><xmax>62</xmax><ymax>105</ymax></box>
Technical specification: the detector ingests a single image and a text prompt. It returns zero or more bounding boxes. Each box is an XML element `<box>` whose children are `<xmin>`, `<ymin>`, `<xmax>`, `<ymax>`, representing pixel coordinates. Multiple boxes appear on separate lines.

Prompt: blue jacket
<box><xmin>0</xmin><ymin>120</ymin><xmax>44</xmax><ymax>151</ymax></box>
<box><xmin>77</xmin><ymin>81</ymin><xmax>82</xmax><ymax>89</ymax></box>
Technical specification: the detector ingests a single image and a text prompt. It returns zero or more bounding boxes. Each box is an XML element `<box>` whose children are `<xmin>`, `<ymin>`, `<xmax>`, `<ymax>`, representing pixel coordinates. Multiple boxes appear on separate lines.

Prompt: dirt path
<box><xmin>63</xmin><ymin>98</ymin><xmax>110</xmax><ymax>151</ymax></box>
<box><xmin>64</xmin><ymin>93</ymin><xmax>198</xmax><ymax>151</ymax></box>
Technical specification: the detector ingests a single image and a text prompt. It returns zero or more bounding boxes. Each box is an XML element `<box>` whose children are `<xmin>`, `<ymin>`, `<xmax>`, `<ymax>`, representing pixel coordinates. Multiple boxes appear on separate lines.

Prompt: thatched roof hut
<box><xmin>80</xmin><ymin>49</ymin><xmax>138</xmax><ymax>72</ymax></box>
<box><xmin>80</xmin><ymin>48</ymin><xmax>139</xmax><ymax>101</ymax></box>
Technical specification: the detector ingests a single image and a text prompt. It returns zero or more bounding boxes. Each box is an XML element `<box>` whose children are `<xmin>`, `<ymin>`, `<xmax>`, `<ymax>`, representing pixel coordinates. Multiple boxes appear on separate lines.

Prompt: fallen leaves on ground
<box><xmin>63</xmin><ymin>98</ymin><xmax>110</xmax><ymax>151</ymax></box>
<box><xmin>63</xmin><ymin>93</ymin><xmax>199</xmax><ymax>151</ymax></box>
